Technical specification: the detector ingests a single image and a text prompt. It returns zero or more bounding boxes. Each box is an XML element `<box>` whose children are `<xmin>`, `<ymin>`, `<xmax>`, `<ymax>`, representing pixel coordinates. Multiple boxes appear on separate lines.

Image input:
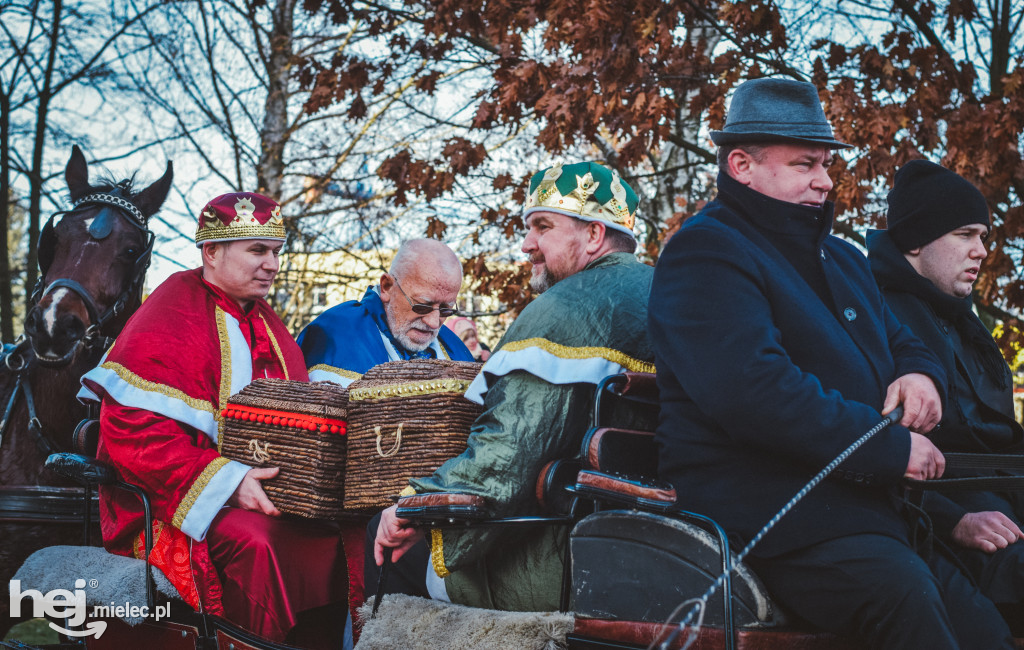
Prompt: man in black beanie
<box><xmin>868</xmin><ymin>159</ymin><xmax>1024</xmax><ymax>618</ymax></box>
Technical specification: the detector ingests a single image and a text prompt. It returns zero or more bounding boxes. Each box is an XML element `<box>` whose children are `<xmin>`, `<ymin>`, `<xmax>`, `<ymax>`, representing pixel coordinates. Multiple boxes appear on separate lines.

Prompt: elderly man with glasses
<box><xmin>297</xmin><ymin>238</ymin><xmax>475</xmax><ymax>387</ymax></box>
<box><xmin>368</xmin><ymin>161</ymin><xmax>656</xmax><ymax>612</ymax></box>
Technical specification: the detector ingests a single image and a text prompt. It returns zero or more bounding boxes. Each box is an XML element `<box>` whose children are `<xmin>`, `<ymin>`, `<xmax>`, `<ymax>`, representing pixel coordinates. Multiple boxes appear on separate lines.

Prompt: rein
<box><xmin>655</xmin><ymin>408</ymin><xmax>906</xmax><ymax>650</ymax></box>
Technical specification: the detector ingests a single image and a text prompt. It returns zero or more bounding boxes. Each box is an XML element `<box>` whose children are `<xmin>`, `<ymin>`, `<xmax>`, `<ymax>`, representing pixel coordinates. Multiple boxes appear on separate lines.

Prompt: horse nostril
<box><xmin>24</xmin><ymin>311</ymin><xmax>41</xmax><ymax>336</ymax></box>
<box><xmin>59</xmin><ymin>314</ymin><xmax>86</xmax><ymax>342</ymax></box>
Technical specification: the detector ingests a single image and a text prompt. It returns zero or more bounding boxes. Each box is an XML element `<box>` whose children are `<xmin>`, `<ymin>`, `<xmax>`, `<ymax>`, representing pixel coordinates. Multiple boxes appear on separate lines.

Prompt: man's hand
<box><xmin>228</xmin><ymin>467</ymin><xmax>281</xmax><ymax>516</ymax></box>
<box><xmin>883</xmin><ymin>373</ymin><xmax>942</xmax><ymax>433</ymax></box>
<box><xmin>904</xmin><ymin>433</ymin><xmax>945</xmax><ymax>480</ymax></box>
<box><xmin>373</xmin><ymin>504</ymin><xmax>425</xmax><ymax>566</ymax></box>
<box><xmin>952</xmin><ymin>511</ymin><xmax>1024</xmax><ymax>553</ymax></box>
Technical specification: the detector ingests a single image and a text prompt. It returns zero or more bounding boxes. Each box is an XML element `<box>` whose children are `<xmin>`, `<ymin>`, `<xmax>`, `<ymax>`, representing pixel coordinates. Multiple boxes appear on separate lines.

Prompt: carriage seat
<box><xmin>13</xmin><ymin>546</ymin><xmax>179</xmax><ymax>627</ymax></box>
<box><xmin>43</xmin><ymin>417</ymin><xmax>164</xmax><ymax>616</ymax></box>
<box><xmin>570</xmin><ymin>510</ymin><xmax>783</xmax><ymax>628</ymax></box>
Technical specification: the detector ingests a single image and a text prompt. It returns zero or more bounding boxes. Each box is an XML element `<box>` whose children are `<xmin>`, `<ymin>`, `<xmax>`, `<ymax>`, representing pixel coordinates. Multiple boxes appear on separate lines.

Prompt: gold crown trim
<box><xmin>196</xmin><ymin>223</ymin><xmax>286</xmax><ymax>243</ymax></box>
<box><xmin>349</xmin><ymin>378</ymin><xmax>473</xmax><ymax>401</ymax></box>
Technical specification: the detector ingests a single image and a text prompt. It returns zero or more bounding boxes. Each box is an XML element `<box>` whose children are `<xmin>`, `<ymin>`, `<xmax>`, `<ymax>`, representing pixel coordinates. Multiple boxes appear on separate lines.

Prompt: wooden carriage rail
<box><xmin>0</xmin><ymin>485</ymin><xmax>98</xmax><ymax>524</ymax></box>
<box><xmin>569</xmin><ymin>618</ymin><xmax>865</xmax><ymax>650</ymax></box>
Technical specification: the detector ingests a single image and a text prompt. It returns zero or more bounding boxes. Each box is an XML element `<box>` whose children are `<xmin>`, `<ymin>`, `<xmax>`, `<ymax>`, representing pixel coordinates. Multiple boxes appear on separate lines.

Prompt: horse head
<box><xmin>24</xmin><ymin>146</ymin><xmax>173</xmax><ymax>366</ymax></box>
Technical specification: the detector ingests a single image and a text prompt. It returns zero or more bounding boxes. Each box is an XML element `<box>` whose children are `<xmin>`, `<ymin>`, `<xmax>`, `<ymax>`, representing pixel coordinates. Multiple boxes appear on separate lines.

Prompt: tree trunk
<box><xmin>257</xmin><ymin>0</ymin><xmax>295</xmax><ymax>200</ymax></box>
<box><xmin>0</xmin><ymin>90</ymin><xmax>13</xmax><ymax>341</ymax></box>
<box><xmin>25</xmin><ymin>0</ymin><xmax>64</xmax><ymax>316</ymax></box>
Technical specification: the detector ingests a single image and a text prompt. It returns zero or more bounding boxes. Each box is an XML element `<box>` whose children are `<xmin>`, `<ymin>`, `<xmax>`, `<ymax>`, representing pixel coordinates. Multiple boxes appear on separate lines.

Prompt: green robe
<box><xmin>409</xmin><ymin>252</ymin><xmax>655</xmax><ymax>611</ymax></box>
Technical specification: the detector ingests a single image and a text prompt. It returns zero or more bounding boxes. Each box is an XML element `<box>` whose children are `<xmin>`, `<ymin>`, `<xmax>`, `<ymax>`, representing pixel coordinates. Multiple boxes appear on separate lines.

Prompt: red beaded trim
<box><xmin>221</xmin><ymin>404</ymin><xmax>347</xmax><ymax>435</ymax></box>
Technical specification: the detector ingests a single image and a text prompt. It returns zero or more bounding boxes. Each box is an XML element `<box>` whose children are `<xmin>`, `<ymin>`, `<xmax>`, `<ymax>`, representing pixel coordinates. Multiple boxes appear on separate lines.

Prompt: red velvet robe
<box><xmin>80</xmin><ymin>268</ymin><xmax>314</xmax><ymax>626</ymax></box>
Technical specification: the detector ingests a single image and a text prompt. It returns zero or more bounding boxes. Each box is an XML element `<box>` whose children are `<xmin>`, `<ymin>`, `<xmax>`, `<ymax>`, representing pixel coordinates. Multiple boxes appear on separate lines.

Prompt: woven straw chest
<box><xmin>343</xmin><ymin>359</ymin><xmax>483</xmax><ymax>511</ymax></box>
<box><xmin>220</xmin><ymin>379</ymin><xmax>348</xmax><ymax>519</ymax></box>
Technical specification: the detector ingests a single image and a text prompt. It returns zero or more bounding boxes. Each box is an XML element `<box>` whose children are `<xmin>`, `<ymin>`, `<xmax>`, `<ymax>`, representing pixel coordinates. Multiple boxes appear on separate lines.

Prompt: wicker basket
<box><xmin>343</xmin><ymin>359</ymin><xmax>483</xmax><ymax>511</ymax></box>
<box><xmin>220</xmin><ymin>379</ymin><xmax>348</xmax><ymax>520</ymax></box>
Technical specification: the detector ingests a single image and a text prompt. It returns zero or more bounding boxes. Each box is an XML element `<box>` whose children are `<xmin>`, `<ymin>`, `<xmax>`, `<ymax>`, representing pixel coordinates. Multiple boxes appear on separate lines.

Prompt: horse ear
<box><xmin>65</xmin><ymin>145</ymin><xmax>90</xmax><ymax>201</ymax></box>
<box><xmin>134</xmin><ymin>161</ymin><xmax>174</xmax><ymax>218</ymax></box>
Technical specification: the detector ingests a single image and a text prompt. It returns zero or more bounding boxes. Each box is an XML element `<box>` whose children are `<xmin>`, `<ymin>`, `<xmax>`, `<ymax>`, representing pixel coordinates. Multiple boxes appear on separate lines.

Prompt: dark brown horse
<box><xmin>0</xmin><ymin>146</ymin><xmax>172</xmax><ymax>637</ymax></box>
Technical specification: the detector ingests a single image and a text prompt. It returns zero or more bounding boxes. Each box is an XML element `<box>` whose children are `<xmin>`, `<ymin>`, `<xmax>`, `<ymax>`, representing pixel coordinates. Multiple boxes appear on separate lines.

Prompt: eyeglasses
<box><xmin>390</xmin><ymin>276</ymin><xmax>460</xmax><ymax>318</ymax></box>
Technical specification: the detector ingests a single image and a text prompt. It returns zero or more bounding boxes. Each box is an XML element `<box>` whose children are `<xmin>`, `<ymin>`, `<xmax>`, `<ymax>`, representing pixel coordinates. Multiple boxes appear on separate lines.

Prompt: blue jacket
<box><xmin>297</xmin><ymin>287</ymin><xmax>473</xmax><ymax>385</ymax></box>
<box><xmin>650</xmin><ymin>173</ymin><xmax>947</xmax><ymax>557</ymax></box>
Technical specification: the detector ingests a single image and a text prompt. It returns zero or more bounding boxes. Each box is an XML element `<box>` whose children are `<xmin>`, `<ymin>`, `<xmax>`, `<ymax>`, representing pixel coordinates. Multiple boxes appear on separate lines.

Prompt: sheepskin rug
<box><xmin>355</xmin><ymin>594</ymin><xmax>574</xmax><ymax>650</ymax></box>
<box><xmin>13</xmin><ymin>545</ymin><xmax>178</xmax><ymax>625</ymax></box>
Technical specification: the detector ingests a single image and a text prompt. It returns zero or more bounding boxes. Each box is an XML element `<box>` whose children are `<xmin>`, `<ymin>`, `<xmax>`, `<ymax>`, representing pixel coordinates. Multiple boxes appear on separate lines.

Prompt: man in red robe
<box><xmin>80</xmin><ymin>192</ymin><xmax>348</xmax><ymax>647</ymax></box>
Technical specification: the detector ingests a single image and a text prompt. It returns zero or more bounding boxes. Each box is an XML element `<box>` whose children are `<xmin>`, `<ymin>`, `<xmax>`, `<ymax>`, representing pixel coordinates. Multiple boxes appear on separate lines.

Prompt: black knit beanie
<box><xmin>886</xmin><ymin>160</ymin><xmax>990</xmax><ymax>252</ymax></box>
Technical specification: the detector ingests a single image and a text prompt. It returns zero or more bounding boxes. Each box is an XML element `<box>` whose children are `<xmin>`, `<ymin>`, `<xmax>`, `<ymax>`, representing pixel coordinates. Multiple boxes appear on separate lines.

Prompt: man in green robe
<box><xmin>370</xmin><ymin>161</ymin><xmax>655</xmax><ymax>611</ymax></box>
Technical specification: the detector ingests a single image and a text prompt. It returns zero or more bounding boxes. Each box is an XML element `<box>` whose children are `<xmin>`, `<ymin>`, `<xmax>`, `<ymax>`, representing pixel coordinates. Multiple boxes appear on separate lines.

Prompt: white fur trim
<box><xmin>179</xmin><ymin>460</ymin><xmax>250</xmax><ymax>541</ymax></box>
<box><xmin>464</xmin><ymin>346</ymin><xmax>633</xmax><ymax>404</ymax></box>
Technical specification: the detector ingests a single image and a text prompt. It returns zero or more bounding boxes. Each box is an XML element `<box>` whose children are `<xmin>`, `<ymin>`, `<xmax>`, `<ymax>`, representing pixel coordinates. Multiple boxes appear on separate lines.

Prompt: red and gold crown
<box><xmin>194</xmin><ymin>192</ymin><xmax>286</xmax><ymax>246</ymax></box>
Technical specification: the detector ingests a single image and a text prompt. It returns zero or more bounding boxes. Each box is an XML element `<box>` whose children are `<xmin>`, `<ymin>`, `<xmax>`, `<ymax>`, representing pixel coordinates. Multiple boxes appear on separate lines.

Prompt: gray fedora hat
<box><xmin>710</xmin><ymin>78</ymin><xmax>851</xmax><ymax>149</ymax></box>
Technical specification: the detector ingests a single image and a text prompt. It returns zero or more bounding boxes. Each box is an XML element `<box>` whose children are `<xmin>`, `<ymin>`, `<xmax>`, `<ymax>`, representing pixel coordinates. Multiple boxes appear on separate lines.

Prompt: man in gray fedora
<box><xmin>650</xmin><ymin>78</ymin><xmax>1013</xmax><ymax>647</ymax></box>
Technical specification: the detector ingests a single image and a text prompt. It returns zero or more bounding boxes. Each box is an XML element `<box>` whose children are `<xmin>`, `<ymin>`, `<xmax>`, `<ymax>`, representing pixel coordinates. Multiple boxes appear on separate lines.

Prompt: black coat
<box><xmin>650</xmin><ymin>174</ymin><xmax>947</xmax><ymax>558</ymax></box>
<box><xmin>867</xmin><ymin>229</ymin><xmax>1024</xmax><ymax>531</ymax></box>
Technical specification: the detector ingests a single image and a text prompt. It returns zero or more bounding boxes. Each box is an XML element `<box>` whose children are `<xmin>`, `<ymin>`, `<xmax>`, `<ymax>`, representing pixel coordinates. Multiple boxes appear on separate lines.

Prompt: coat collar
<box><xmin>866</xmin><ymin>229</ymin><xmax>975</xmax><ymax>321</ymax></box>
<box><xmin>716</xmin><ymin>171</ymin><xmax>835</xmax><ymax>244</ymax></box>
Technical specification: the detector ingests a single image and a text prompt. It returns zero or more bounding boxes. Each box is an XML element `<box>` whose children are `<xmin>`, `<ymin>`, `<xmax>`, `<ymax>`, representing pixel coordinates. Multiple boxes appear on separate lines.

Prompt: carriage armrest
<box><xmin>582</xmin><ymin>427</ymin><xmax>659</xmax><ymax>477</ymax></box>
<box><xmin>395</xmin><ymin>492</ymin><xmax>488</xmax><ymax>522</ymax></box>
<box><xmin>905</xmin><ymin>475</ymin><xmax>1024</xmax><ymax>492</ymax></box>
<box><xmin>904</xmin><ymin>452</ymin><xmax>1024</xmax><ymax>492</ymax></box>
<box><xmin>573</xmin><ymin>469</ymin><xmax>677</xmax><ymax>512</ymax></box>
<box><xmin>72</xmin><ymin>418</ymin><xmax>100</xmax><ymax>456</ymax></box>
<box><xmin>536</xmin><ymin>459</ymin><xmax>582</xmax><ymax>515</ymax></box>
<box><xmin>45</xmin><ymin>452</ymin><xmax>118</xmax><ymax>486</ymax></box>
<box><xmin>618</xmin><ymin>372</ymin><xmax>658</xmax><ymax>401</ymax></box>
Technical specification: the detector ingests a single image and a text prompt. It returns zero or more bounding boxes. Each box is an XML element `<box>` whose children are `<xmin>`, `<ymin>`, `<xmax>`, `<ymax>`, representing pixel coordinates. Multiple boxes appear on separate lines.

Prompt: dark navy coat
<box><xmin>650</xmin><ymin>174</ymin><xmax>947</xmax><ymax>558</ymax></box>
<box><xmin>868</xmin><ymin>228</ymin><xmax>1024</xmax><ymax>536</ymax></box>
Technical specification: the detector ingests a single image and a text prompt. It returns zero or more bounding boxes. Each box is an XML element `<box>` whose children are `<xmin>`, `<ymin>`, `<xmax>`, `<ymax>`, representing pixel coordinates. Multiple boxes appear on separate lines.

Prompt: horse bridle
<box><xmin>0</xmin><ymin>188</ymin><xmax>154</xmax><ymax>453</ymax></box>
<box><xmin>30</xmin><ymin>185</ymin><xmax>155</xmax><ymax>357</ymax></box>
<box><xmin>0</xmin><ymin>188</ymin><xmax>151</xmax><ymax>525</ymax></box>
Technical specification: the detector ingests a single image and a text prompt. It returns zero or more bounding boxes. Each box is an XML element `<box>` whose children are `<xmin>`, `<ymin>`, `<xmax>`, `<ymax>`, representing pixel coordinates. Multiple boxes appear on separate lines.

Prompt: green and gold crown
<box><xmin>524</xmin><ymin>161</ymin><xmax>639</xmax><ymax>237</ymax></box>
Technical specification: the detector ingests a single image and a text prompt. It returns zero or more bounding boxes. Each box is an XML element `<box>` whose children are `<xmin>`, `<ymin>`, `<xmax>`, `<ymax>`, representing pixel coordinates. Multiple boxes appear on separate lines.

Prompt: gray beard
<box><xmin>529</xmin><ymin>267</ymin><xmax>554</xmax><ymax>294</ymax></box>
<box><xmin>385</xmin><ymin>300</ymin><xmax>437</xmax><ymax>352</ymax></box>
<box><xmin>393</xmin><ymin>327</ymin><xmax>435</xmax><ymax>352</ymax></box>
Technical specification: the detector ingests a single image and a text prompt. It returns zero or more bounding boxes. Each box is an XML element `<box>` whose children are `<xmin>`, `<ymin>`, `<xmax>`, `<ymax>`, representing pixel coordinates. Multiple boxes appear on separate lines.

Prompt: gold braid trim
<box><xmin>260</xmin><ymin>314</ymin><xmax>289</xmax><ymax>381</ymax></box>
<box><xmin>172</xmin><ymin>456</ymin><xmax>231</xmax><ymax>530</ymax></box>
<box><xmin>309</xmin><ymin>364</ymin><xmax>362</xmax><ymax>381</ymax></box>
<box><xmin>216</xmin><ymin>307</ymin><xmax>232</xmax><ymax>451</ymax></box>
<box><xmin>100</xmin><ymin>362</ymin><xmax>216</xmax><ymax>413</ymax></box>
<box><xmin>499</xmin><ymin>337</ymin><xmax>656</xmax><ymax>374</ymax></box>
<box><xmin>195</xmin><ymin>223</ymin><xmax>286</xmax><ymax>243</ymax></box>
<box><xmin>430</xmin><ymin>528</ymin><xmax>451</xmax><ymax>579</ymax></box>
<box><xmin>349</xmin><ymin>378</ymin><xmax>473</xmax><ymax>402</ymax></box>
